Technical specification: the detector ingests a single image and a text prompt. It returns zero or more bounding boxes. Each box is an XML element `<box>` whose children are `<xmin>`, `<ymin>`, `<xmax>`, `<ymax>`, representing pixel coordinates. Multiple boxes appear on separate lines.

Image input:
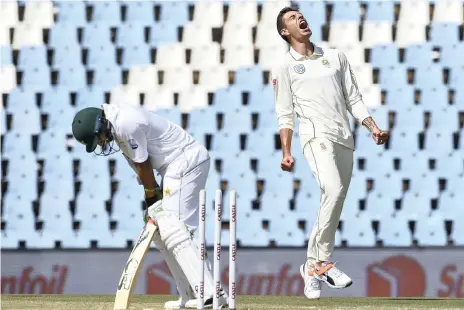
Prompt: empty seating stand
<box><xmin>1</xmin><ymin>0</ymin><xmax>463</xmax><ymax>249</ymax></box>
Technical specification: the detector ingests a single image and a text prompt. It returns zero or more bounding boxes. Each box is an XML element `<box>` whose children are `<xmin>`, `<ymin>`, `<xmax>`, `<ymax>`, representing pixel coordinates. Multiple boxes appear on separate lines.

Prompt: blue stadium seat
<box><xmin>117</xmin><ymin>23</ymin><xmax>146</xmax><ymax>47</ymax></box>
<box><xmin>41</xmin><ymin>152</ymin><xmax>73</xmax><ymax>179</ymax></box>
<box><xmin>92</xmin><ymin>66</ymin><xmax>122</xmax><ymax>89</ymax></box>
<box><xmin>86</xmin><ymin>45</ymin><xmax>117</xmax><ymax>69</ymax></box>
<box><xmin>8</xmin><ymin>153</ymin><xmax>37</xmax><ymax>175</ymax></box>
<box><xmin>91</xmin><ymin>1</ymin><xmax>121</xmax><ymax>26</ymax></box>
<box><xmin>21</xmin><ymin>67</ymin><xmax>51</xmax><ymax>91</ymax></box>
<box><xmin>7</xmin><ymin>170</ymin><xmax>38</xmax><ymax>201</ymax></box>
<box><xmin>2</xmin><ymin>131</ymin><xmax>33</xmax><ymax>158</ymax></box>
<box><xmin>440</xmin><ymin>43</ymin><xmax>464</xmax><ymax>67</ymax></box>
<box><xmin>6</xmin><ymin>88</ymin><xmax>36</xmax><ymax>113</ymax></box>
<box><xmin>370</xmin><ymin>44</ymin><xmax>399</xmax><ymax>69</ymax></box>
<box><xmin>379</xmin><ymin>66</ymin><xmax>408</xmax><ymax>89</ymax></box>
<box><xmin>82</xmin><ymin>23</ymin><xmax>112</xmax><ymax>48</ymax></box>
<box><xmin>76</xmin><ymin>87</ymin><xmax>105</xmax><ymax>109</ymax></box>
<box><xmin>378</xmin><ymin>215</ymin><xmax>411</xmax><ymax>246</ymax></box>
<box><xmin>221</xmin><ymin>152</ymin><xmax>251</xmax><ymax>177</ymax></box>
<box><xmin>188</xmin><ymin>108</ymin><xmax>217</xmax><ymax>135</ymax></box>
<box><xmin>430</xmin><ymin>23</ymin><xmax>460</xmax><ymax>46</ymax></box>
<box><xmin>366</xmin><ymin>192</ymin><xmax>396</xmax><ymax>220</ymax></box>
<box><xmin>1</xmin><ymin>46</ymin><xmax>12</xmax><ymax>66</ymax></box>
<box><xmin>247</xmin><ymin>131</ymin><xmax>276</xmax><ymax>157</ymax></box>
<box><xmin>38</xmin><ymin>130</ymin><xmax>70</xmax><ymax>157</ymax></box>
<box><xmin>59</xmin><ymin>66</ymin><xmax>87</xmax><ymax>91</ymax></box>
<box><xmin>74</xmin><ymin>192</ymin><xmax>110</xmax><ymax>232</ymax></box>
<box><xmin>41</xmin><ymin>88</ymin><xmax>70</xmax><ymax>113</ymax></box>
<box><xmin>415</xmin><ymin>65</ymin><xmax>444</xmax><ymax>89</ymax></box>
<box><xmin>9</xmin><ymin>106</ymin><xmax>41</xmax><ymax>134</ymax></box>
<box><xmin>156</xmin><ymin>108</ymin><xmax>182</xmax><ymax>126</ymax></box>
<box><xmin>211</xmin><ymin>132</ymin><xmax>241</xmax><ymax>155</ymax></box>
<box><xmin>342</xmin><ymin>212</ymin><xmax>376</xmax><ymax>246</ymax></box>
<box><xmin>452</xmin><ymin>217</ymin><xmax>464</xmax><ymax>245</ymax></box>
<box><xmin>39</xmin><ymin>192</ymin><xmax>74</xmax><ymax>238</ymax></box>
<box><xmin>449</xmin><ymin>67</ymin><xmax>464</xmax><ymax>88</ymax></box>
<box><xmin>111</xmin><ymin>191</ymin><xmax>144</xmax><ymax>235</ymax></box>
<box><xmin>404</xmin><ymin>44</ymin><xmax>433</xmax><ymax>68</ymax></box>
<box><xmin>149</xmin><ymin>23</ymin><xmax>178</xmax><ymax>47</ymax></box>
<box><xmin>456</xmin><ymin>88</ymin><xmax>464</xmax><ymax>108</ymax></box>
<box><xmin>124</xmin><ymin>1</ymin><xmax>154</xmax><ymax>24</ymax></box>
<box><xmin>159</xmin><ymin>1</ymin><xmax>189</xmax><ymax>26</ymax></box>
<box><xmin>249</xmin><ymin>85</ymin><xmax>273</xmax><ymax>113</ymax></box>
<box><xmin>56</xmin><ymin>1</ymin><xmax>87</xmax><ymax>26</ymax></box>
<box><xmin>365</xmin><ymin>0</ymin><xmax>395</xmax><ymax>22</ymax></box>
<box><xmin>424</xmin><ymin>129</ymin><xmax>455</xmax><ymax>153</ymax></box>
<box><xmin>234</xmin><ymin>66</ymin><xmax>264</xmax><ymax>92</ymax></box>
<box><xmin>420</xmin><ymin>86</ymin><xmax>448</xmax><ymax>111</ymax></box>
<box><xmin>48</xmin><ymin>24</ymin><xmax>79</xmax><ymax>49</ymax></box>
<box><xmin>415</xmin><ymin>212</ymin><xmax>447</xmax><ymax>246</ymax></box>
<box><xmin>389</xmin><ymin>131</ymin><xmax>420</xmax><ymax>152</ymax></box>
<box><xmin>260</xmin><ymin>168</ymin><xmax>293</xmax><ymax>198</ymax></box>
<box><xmin>121</xmin><ymin>45</ymin><xmax>150</xmax><ymax>69</ymax></box>
<box><xmin>46</xmin><ymin>106</ymin><xmax>76</xmax><ymax>133</ymax></box>
<box><xmin>296</xmin><ymin>1</ymin><xmax>326</xmax><ymax>27</ymax></box>
<box><xmin>385</xmin><ymin>86</ymin><xmax>415</xmax><ymax>110</ymax></box>
<box><xmin>331</xmin><ymin>1</ymin><xmax>360</xmax><ymax>21</ymax></box>
<box><xmin>221</xmin><ymin>107</ymin><xmax>252</xmax><ymax>132</ymax></box>
<box><xmin>52</xmin><ymin>44</ymin><xmax>82</xmax><ymax>70</ymax></box>
<box><xmin>213</xmin><ymin>87</ymin><xmax>243</xmax><ymax>112</ymax></box>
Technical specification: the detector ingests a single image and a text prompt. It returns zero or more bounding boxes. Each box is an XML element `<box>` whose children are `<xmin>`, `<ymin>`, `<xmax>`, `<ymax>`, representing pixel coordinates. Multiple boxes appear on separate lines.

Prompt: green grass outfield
<box><xmin>2</xmin><ymin>295</ymin><xmax>464</xmax><ymax>310</ymax></box>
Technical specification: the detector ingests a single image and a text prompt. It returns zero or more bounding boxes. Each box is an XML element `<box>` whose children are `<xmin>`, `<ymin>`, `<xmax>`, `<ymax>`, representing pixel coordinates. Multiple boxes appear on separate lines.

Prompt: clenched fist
<box><xmin>281</xmin><ymin>154</ymin><xmax>295</xmax><ymax>172</ymax></box>
<box><xmin>371</xmin><ymin>128</ymin><xmax>389</xmax><ymax>145</ymax></box>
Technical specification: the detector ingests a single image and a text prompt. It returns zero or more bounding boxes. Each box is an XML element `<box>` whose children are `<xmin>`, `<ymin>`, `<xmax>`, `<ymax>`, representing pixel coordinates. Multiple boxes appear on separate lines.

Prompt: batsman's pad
<box><xmin>148</xmin><ymin>202</ymin><xmax>215</xmax><ymax>298</ymax></box>
<box><xmin>152</xmin><ymin>228</ymin><xmax>195</xmax><ymax>301</ymax></box>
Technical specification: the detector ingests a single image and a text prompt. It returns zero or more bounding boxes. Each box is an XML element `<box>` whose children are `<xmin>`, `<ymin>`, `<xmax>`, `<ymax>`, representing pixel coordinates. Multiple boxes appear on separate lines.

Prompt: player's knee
<box><xmin>323</xmin><ymin>183</ymin><xmax>348</xmax><ymax>203</ymax></box>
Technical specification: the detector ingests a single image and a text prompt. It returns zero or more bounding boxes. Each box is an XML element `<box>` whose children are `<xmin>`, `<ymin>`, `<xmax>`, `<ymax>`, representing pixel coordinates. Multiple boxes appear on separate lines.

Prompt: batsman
<box><xmin>71</xmin><ymin>103</ymin><xmax>228</xmax><ymax>309</ymax></box>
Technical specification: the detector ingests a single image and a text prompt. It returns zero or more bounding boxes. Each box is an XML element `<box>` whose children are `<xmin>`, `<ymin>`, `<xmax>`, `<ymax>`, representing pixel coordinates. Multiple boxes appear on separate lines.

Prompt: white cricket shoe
<box><xmin>313</xmin><ymin>261</ymin><xmax>353</xmax><ymax>289</ymax></box>
<box><xmin>184</xmin><ymin>289</ymin><xmax>228</xmax><ymax>309</ymax></box>
<box><xmin>299</xmin><ymin>264</ymin><xmax>321</xmax><ymax>299</ymax></box>
<box><xmin>164</xmin><ymin>297</ymin><xmax>187</xmax><ymax>309</ymax></box>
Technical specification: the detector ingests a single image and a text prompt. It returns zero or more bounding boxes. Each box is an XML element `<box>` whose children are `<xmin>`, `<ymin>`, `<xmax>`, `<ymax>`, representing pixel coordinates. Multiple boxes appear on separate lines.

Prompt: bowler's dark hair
<box><xmin>276</xmin><ymin>7</ymin><xmax>299</xmax><ymax>43</ymax></box>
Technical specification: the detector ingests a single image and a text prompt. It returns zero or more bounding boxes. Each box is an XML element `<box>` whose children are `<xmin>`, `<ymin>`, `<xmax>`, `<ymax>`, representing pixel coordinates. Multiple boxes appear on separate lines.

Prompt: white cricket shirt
<box><xmin>102</xmin><ymin>103</ymin><xmax>208</xmax><ymax>175</ymax></box>
<box><xmin>271</xmin><ymin>44</ymin><xmax>371</xmax><ymax>150</ymax></box>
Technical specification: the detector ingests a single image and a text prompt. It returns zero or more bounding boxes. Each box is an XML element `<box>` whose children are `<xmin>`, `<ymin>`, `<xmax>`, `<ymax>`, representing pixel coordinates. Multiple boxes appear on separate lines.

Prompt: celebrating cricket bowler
<box><xmin>272</xmin><ymin>7</ymin><xmax>389</xmax><ymax>299</ymax></box>
<box><xmin>71</xmin><ymin>103</ymin><xmax>228</xmax><ymax>309</ymax></box>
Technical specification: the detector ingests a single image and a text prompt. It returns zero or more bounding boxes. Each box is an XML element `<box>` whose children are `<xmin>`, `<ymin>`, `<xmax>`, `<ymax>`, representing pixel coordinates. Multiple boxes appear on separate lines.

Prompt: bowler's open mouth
<box><xmin>299</xmin><ymin>19</ymin><xmax>308</xmax><ymax>30</ymax></box>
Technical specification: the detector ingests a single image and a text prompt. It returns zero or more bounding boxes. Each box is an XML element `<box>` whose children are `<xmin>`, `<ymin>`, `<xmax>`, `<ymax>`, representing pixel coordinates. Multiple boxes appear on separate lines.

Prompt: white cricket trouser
<box><xmin>303</xmin><ymin>137</ymin><xmax>353</xmax><ymax>265</ymax></box>
<box><xmin>161</xmin><ymin>145</ymin><xmax>210</xmax><ymax>230</ymax></box>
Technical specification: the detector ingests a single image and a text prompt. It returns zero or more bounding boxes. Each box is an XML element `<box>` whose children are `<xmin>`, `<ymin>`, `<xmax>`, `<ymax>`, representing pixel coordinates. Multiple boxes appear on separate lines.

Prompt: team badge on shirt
<box><xmin>321</xmin><ymin>59</ymin><xmax>331</xmax><ymax>68</ymax></box>
<box><xmin>293</xmin><ymin>64</ymin><xmax>305</xmax><ymax>74</ymax></box>
<box><xmin>128</xmin><ymin>139</ymin><xmax>138</xmax><ymax>150</ymax></box>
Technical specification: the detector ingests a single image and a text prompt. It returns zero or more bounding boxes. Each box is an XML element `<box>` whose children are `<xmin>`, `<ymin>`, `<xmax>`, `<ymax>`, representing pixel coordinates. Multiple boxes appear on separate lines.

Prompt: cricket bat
<box><xmin>114</xmin><ymin>218</ymin><xmax>157</xmax><ymax>310</ymax></box>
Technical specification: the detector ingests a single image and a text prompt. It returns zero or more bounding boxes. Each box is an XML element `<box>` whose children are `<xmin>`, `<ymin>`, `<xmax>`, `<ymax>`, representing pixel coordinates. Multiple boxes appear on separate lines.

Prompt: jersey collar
<box><xmin>289</xmin><ymin>43</ymin><xmax>323</xmax><ymax>61</ymax></box>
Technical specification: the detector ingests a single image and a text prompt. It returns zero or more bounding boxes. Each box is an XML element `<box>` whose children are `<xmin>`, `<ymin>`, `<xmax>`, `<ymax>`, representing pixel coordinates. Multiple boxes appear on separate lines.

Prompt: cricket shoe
<box><xmin>313</xmin><ymin>261</ymin><xmax>352</xmax><ymax>289</ymax></box>
<box><xmin>299</xmin><ymin>264</ymin><xmax>321</xmax><ymax>299</ymax></box>
<box><xmin>164</xmin><ymin>297</ymin><xmax>188</xmax><ymax>309</ymax></box>
<box><xmin>184</xmin><ymin>289</ymin><xmax>228</xmax><ymax>309</ymax></box>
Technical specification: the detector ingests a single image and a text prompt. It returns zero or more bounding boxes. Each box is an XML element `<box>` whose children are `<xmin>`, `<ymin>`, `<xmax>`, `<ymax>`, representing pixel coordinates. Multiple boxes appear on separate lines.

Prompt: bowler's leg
<box><xmin>303</xmin><ymin>138</ymin><xmax>353</xmax><ymax>288</ymax></box>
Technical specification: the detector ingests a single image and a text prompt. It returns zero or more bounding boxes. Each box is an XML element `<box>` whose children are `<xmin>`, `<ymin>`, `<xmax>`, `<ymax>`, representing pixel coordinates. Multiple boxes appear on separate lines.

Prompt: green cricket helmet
<box><xmin>71</xmin><ymin>107</ymin><xmax>103</xmax><ymax>153</ymax></box>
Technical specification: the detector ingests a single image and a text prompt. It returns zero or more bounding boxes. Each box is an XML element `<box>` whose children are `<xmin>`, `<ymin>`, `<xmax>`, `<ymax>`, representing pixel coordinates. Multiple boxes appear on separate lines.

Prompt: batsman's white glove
<box><xmin>145</xmin><ymin>200</ymin><xmax>163</xmax><ymax>223</ymax></box>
